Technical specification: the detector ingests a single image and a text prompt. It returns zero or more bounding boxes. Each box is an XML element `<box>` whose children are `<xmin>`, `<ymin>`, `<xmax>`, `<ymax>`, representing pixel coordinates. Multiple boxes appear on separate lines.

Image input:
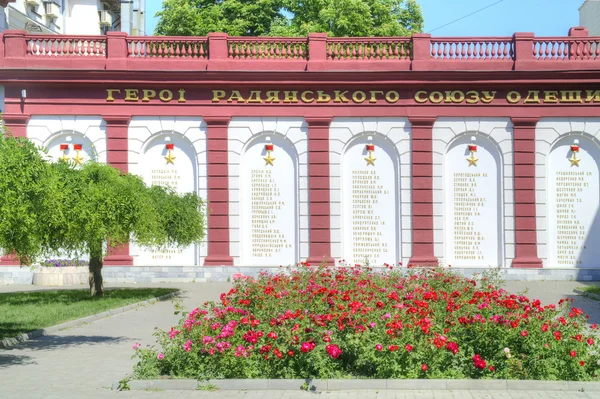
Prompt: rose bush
<box><xmin>133</xmin><ymin>265</ymin><xmax>600</xmax><ymax>380</ymax></box>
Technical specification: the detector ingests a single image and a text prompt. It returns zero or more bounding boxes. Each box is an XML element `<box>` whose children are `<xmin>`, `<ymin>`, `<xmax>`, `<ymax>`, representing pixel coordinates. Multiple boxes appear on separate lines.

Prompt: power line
<box><xmin>428</xmin><ymin>0</ymin><xmax>505</xmax><ymax>34</ymax></box>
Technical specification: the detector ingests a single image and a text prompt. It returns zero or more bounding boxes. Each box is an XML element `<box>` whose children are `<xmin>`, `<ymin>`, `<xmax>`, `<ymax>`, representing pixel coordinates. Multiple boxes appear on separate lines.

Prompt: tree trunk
<box><xmin>89</xmin><ymin>242</ymin><xmax>104</xmax><ymax>297</ymax></box>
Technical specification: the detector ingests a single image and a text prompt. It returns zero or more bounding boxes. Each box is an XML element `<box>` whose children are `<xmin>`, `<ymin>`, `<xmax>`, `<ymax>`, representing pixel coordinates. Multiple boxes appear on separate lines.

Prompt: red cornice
<box><xmin>305</xmin><ymin>116</ymin><xmax>333</xmax><ymax>126</ymax></box>
<box><xmin>511</xmin><ymin>117</ymin><xmax>541</xmax><ymax>127</ymax></box>
<box><xmin>203</xmin><ymin>116</ymin><xmax>231</xmax><ymax>126</ymax></box>
<box><xmin>408</xmin><ymin>116</ymin><xmax>437</xmax><ymax>127</ymax></box>
<box><xmin>102</xmin><ymin>115</ymin><xmax>131</xmax><ymax>125</ymax></box>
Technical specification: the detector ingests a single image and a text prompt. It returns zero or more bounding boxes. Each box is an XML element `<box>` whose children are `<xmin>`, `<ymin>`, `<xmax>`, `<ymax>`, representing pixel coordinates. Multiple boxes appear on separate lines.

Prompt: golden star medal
<box><xmin>569</xmin><ymin>145</ymin><xmax>581</xmax><ymax>167</ymax></box>
<box><xmin>59</xmin><ymin>144</ymin><xmax>69</xmax><ymax>162</ymax></box>
<box><xmin>264</xmin><ymin>151</ymin><xmax>275</xmax><ymax>166</ymax></box>
<box><xmin>165</xmin><ymin>151</ymin><xmax>176</xmax><ymax>165</ymax></box>
<box><xmin>164</xmin><ymin>143</ymin><xmax>176</xmax><ymax>165</ymax></box>
<box><xmin>72</xmin><ymin>144</ymin><xmax>84</xmax><ymax>165</ymax></box>
<box><xmin>264</xmin><ymin>143</ymin><xmax>275</xmax><ymax>166</ymax></box>
<box><xmin>466</xmin><ymin>144</ymin><xmax>478</xmax><ymax>167</ymax></box>
<box><xmin>364</xmin><ymin>144</ymin><xmax>376</xmax><ymax>166</ymax></box>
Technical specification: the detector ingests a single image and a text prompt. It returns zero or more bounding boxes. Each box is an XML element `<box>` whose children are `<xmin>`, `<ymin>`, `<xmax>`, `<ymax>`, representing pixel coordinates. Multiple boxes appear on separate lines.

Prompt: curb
<box><xmin>0</xmin><ymin>289</ymin><xmax>181</xmax><ymax>348</ymax></box>
<box><xmin>117</xmin><ymin>378</ymin><xmax>600</xmax><ymax>392</ymax></box>
<box><xmin>573</xmin><ymin>288</ymin><xmax>600</xmax><ymax>301</ymax></box>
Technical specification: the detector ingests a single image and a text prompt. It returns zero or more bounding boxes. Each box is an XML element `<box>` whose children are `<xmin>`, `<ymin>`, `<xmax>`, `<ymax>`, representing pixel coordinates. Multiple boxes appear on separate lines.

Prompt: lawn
<box><xmin>580</xmin><ymin>285</ymin><xmax>600</xmax><ymax>296</ymax></box>
<box><xmin>0</xmin><ymin>288</ymin><xmax>178</xmax><ymax>340</ymax></box>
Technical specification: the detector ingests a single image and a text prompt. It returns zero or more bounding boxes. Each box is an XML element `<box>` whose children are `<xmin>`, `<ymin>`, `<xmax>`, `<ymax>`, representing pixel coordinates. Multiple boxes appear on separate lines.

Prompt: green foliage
<box><xmin>0</xmin><ymin>121</ymin><xmax>206</xmax><ymax>293</ymax></box>
<box><xmin>0</xmin><ymin>133</ymin><xmax>64</xmax><ymax>264</ymax></box>
<box><xmin>154</xmin><ymin>0</ymin><xmax>423</xmax><ymax>37</ymax></box>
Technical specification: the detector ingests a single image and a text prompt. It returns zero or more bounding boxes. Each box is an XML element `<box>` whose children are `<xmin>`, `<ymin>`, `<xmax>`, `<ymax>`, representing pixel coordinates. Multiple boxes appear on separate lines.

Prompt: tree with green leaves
<box><xmin>0</xmin><ymin>128</ymin><xmax>206</xmax><ymax>297</ymax></box>
<box><xmin>154</xmin><ymin>0</ymin><xmax>423</xmax><ymax>37</ymax></box>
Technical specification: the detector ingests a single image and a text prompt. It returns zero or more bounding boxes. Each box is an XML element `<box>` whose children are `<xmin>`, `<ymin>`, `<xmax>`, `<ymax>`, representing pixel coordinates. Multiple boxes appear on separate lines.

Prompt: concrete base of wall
<box><xmin>2</xmin><ymin>265</ymin><xmax>600</xmax><ymax>285</ymax></box>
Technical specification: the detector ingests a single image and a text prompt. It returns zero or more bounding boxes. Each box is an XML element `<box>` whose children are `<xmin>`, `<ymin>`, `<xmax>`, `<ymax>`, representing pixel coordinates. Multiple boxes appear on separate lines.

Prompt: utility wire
<box><xmin>428</xmin><ymin>0</ymin><xmax>505</xmax><ymax>34</ymax></box>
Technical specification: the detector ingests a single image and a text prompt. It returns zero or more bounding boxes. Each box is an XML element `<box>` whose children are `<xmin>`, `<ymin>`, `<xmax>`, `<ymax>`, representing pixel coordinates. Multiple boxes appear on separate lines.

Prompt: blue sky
<box><xmin>145</xmin><ymin>0</ymin><xmax>582</xmax><ymax>37</ymax></box>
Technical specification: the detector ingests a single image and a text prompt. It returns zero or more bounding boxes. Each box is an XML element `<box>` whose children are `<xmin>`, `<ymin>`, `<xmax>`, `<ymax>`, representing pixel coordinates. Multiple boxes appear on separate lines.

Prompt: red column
<box><xmin>203</xmin><ymin>116</ymin><xmax>234</xmax><ymax>266</ymax></box>
<box><xmin>511</xmin><ymin>117</ymin><xmax>542</xmax><ymax>268</ymax></box>
<box><xmin>408</xmin><ymin>116</ymin><xmax>438</xmax><ymax>267</ymax></box>
<box><xmin>103</xmin><ymin>115</ymin><xmax>133</xmax><ymax>265</ymax></box>
<box><xmin>0</xmin><ymin>113</ymin><xmax>29</xmax><ymax>265</ymax></box>
<box><xmin>305</xmin><ymin>116</ymin><xmax>334</xmax><ymax>266</ymax></box>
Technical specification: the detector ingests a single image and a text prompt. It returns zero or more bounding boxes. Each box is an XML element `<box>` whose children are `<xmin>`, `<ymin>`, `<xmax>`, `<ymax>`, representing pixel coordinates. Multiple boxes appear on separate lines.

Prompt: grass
<box><xmin>581</xmin><ymin>285</ymin><xmax>600</xmax><ymax>296</ymax></box>
<box><xmin>0</xmin><ymin>287</ymin><xmax>178</xmax><ymax>339</ymax></box>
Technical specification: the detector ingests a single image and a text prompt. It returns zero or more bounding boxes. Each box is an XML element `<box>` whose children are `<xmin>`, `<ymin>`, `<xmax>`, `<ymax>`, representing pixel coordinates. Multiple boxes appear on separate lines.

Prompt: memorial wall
<box><xmin>19</xmin><ymin>114</ymin><xmax>600</xmax><ymax>269</ymax></box>
<box><xmin>3</xmin><ymin>28</ymin><xmax>600</xmax><ymax>273</ymax></box>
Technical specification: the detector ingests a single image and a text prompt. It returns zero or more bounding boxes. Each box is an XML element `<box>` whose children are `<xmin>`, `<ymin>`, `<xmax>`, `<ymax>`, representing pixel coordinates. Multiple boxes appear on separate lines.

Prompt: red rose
<box><xmin>587</xmin><ymin>338</ymin><xmax>595</xmax><ymax>346</ymax></box>
<box><xmin>570</xmin><ymin>350</ymin><xmax>577</xmax><ymax>357</ymax></box>
<box><xmin>405</xmin><ymin>344</ymin><xmax>413</xmax><ymax>352</ymax></box>
<box><xmin>421</xmin><ymin>364</ymin><xmax>428</xmax><ymax>371</ymax></box>
<box><xmin>580</xmin><ymin>361</ymin><xmax>585</xmax><ymax>366</ymax></box>
<box><xmin>542</xmin><ymin>324</ymin><xmax>549</xmax><ymax>332</ymax></box>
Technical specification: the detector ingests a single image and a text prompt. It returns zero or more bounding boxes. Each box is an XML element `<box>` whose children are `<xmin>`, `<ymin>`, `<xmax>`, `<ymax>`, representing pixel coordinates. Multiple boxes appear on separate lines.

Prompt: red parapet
<box><xmin>2</xmin><ymin>29</ymin><xmax>600</xmax><ymax>72</ymax></box>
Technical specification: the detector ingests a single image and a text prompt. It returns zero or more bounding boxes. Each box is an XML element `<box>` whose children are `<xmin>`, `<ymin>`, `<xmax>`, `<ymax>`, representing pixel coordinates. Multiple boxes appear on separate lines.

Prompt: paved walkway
<box><xmin>0</xmin><ymin>280</ymin><xmax>599</xmax><ymax>399</ymax></box>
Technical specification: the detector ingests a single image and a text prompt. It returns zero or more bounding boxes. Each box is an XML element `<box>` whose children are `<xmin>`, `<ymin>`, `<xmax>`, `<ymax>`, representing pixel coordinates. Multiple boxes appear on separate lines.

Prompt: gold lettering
<box><xmin>506</xmin><ymin>91</ymin><xmax>521</xmax><ymax>104</ymax></box>
<box><xmin>465</xmin><ymin>90</ymin><xmax>479</xmax><ymax>104</ymax></box>
<box><xmin>212</xmin><ymin>90</ymin><xmax>226</xmax><ymax>103</ymax></box>
<box><xmin>445</xmin><ymin>90</ymin><xmax>465</xmax><ymax>103</ymax></box>
<box><xmin>316</xmin><ymin>90</ymin><xmax>331</xmax><ymax>103</ymax></box>
<box><xmin>385</xmin><ymin>90</ymin><xmax>400</xmax><ymax>103</ymax></box>
<box><xmin>125</xmin><ymin>89</ymin><xmax>139</xmax><ymax>102</ymax></box>
<box><xmin>247</xmin><ymin>90</ymin><xmax>263</xmax><ymax>103</ymax></box>
<box><xmin>561</xmin><ymin>90</ymin><xmax>582</xmax><ymax>103</ymax></box>
<box><xmin>352</xmin><ymin>91</ymin><xmax>367</xmax><ymax>103</ymax></box>
<box><xmin>585</xmin><ymin>90</ymin><xmax>600</xmax><ymax>103</ymax></box>
<box><xmin>265</xmin><ymin>91</ymin><xmax>281</xmax><ymax>103</ymax></box>
<box><xmin>178</xmin><ymin>89</ymin><xmax>186</xmax><ymax>103</ymax></box>
<box><xmin>429</xmin><ymin>91</ymin><xmax>444</xmax><ymax>104</ymax></box>
<box><xmin>283</xmin><ymin>91</ymin><xmax>299</xmax><ymax>103</ymax></box>
<box><xmin>333</xmin><ymin>90</ymin><xmax>350</xmax><ymax>103</ymax></box>
<box><xmin>544</xmin><ymin>90</ymin><xmax>559</xmax><ymax>103</ymax></box>
<box><xmin>480</xmin><ymin>91</ymin><xmax>496</xmax><ymax>104</ymax></box>
<box><xmin>524</xmin><ymin>90</ymin><xmax>541</xmax><ymax>104</ymax></box>
<box><xmin>142</xmin><ymin>89</ymin><xmax>156</xmax><ymax>102</ymax></box>
<box><xmin>227</xmin><ymin>90</ymin><xmax>246</xmax><ymax>103</ymax></box>
<box><xmin>369</xmin><ymin>90</ymin><xmax>384</xmax><ymax>103</ymax></box>
<box><xmin>414</xmin><ymin>91</ymin><xmax>428</xmax><ymax>103</ymax></box>
<box><xmin>301</xmin><ymin>90</ymin><xmax>315</xmax><ymax>103</ymax></box>
<box><xmin>106</xmin><ymin>89</ymin><xmax>121</xmax><ymax>102</ymax></box>
<box><xmin>159</xmin><ymin>89</ymin><xmax>173</xmax><ymax>102</ymax></box>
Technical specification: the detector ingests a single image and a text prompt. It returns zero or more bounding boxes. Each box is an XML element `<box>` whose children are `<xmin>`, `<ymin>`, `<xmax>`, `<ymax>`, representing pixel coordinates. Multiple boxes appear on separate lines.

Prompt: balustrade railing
<box><xmin>26</xmin><ymin>35</ymin><xmax>106</xmax><ymax>57</ymax></box>
<box><xmin>228</xmin><ymin>37</ymin><xmax>307</xmax><ymax>60</ymax></box>
<box><xmin>4</xmin><ymin>30</ymin><xmax>600</xmax><ymax>71</ymax></box>
<box><xmin>430</xmin><ymin>38</ymin><xmax>514</xmax><ymax>60</ymax></box>
<box><xmin>533</xmin><ymin>38</ymin><xmax>600</xmax><ymax>60</ymax></box>
<box><xmin>127</xmin><ymin>37</ymin><xmax>208</xmax><ymax>58</ymax></box>
<box><xmin>326</xmin><ymin>37</ymin><xmax>411</xmax><ymax>60</ymax></box>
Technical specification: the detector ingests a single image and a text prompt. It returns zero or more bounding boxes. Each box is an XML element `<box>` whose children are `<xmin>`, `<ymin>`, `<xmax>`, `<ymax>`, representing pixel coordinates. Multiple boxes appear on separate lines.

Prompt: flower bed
<box><xmin>133</xmin><ymin>266</ymin><xmax>600</xmax><ymax>381</ymax></box>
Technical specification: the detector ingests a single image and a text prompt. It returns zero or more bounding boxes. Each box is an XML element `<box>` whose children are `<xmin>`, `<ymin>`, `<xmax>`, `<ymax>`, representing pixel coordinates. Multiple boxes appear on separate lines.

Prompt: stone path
<box><xmin>0</xmin><ymin>280</ymin><xmax>599</xmax><ymax>399</ymax></box>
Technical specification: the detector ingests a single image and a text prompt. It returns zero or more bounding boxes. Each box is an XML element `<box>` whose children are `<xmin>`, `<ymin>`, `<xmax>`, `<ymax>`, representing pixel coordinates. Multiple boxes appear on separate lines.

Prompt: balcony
<box><xmin>0</xmin><ymin>27</ymin><xmax>599</xmax><ymax>72</ymax></box>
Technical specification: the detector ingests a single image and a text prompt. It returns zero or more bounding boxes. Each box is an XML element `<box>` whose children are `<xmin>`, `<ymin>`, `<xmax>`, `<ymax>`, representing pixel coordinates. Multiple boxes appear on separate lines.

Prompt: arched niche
<box><xmin>133</xmin><ymin>133</ymin><xmax>198</xmax><ymax>265</ymax></box>
<box><xmin>341</xmin><ymin>134</ymin><xmax>400</xmax><ymax>265</ymax></box>
<box><xmin>45</xmin><ymin>133</ymin><xmax>96</xmax><ymax>164</ymax></box>
<box><xmin>444</xmin><ymin>134</ymin><xmax>503</xmax><ymax>267</ymax></box>
<box><xmin>547</xmin><ymin>135</ymin><xmax>600</xmax><ymax>268</ymax></box>
<box><xmin>240</xmin><ymin>133</ymin><xmax>299</xmax><ymax>266</ymax></box>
